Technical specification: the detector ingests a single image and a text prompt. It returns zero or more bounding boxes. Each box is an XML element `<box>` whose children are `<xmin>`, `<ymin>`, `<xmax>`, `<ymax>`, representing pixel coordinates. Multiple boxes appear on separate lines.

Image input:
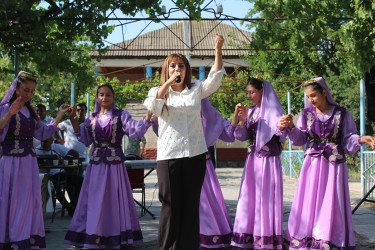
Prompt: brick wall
<box><xmin>144</xmin><ymin>148</ymin><xmax>157</xmax><ymax>160</ymax></box>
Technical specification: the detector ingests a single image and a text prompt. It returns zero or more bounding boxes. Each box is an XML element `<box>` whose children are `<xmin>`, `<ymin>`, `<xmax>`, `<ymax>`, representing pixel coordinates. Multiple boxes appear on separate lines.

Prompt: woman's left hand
<box><xmin>59</xmin><ymin>104</ymin><xmax>71</xmax><ymax>114</ymax></box>
<box><xmin>215</xmin><ymin>33</ymin><xmax>224</xmax><ymax>50</ymax></box>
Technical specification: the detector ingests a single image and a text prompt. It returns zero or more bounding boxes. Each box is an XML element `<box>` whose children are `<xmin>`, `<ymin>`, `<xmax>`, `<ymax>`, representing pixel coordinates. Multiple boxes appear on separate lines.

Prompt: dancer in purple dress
<box><xmin>199</xmin><ymin>98</ymin><xmax>236</xmax><ymax>249</ymax></box>
<box><xmin>278</xmin><ymin>77</ymin><xmax>375</xmax><ymax>250</ymax></box>
<box><xmin>0</xmin><ymin>71</ymin><xmax>70</xmax><ymax>250</ymax></box>
<box><xmin>64</xmin><ymin>83</ymin><xmax>152</xmax><ymax>249</ymax></box>
<box><xmin>231</xmin><ymin>77</ymin><xmax>286</xmax><ymax>249</ymax></box>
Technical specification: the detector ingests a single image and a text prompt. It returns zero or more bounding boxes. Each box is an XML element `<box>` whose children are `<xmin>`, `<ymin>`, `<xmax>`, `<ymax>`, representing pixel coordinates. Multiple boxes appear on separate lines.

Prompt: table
<box><xmin>38</xmin><ymin>160</ymin><xmax>80</xmax><ymax>222</ymax></box>
<box><xmin>125</xmin><ymin>160</ymin><xmax>157</xmax><ymax>219</ymax></box>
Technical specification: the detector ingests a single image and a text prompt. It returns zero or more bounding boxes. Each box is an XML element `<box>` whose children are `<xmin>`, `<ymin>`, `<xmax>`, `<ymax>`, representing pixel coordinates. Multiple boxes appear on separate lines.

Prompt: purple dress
<box><xmin>285</xmin><ymin>106</ymin><xmax>359</xmax><ymax>250</ymax></box>
<box><xmin>199</xmin><ymin>98</ymin><xmax>235</xmax><ymax>248</ymax></box>
<box><xmin>64</xmin><ymin>109</ymin><xmax>151</xmax><ymax>249</ymax></box>
<box><xmin>0</xmin><ymin>106</ymin><xmax>59</xmax><ymax>250</ymax></box>
<box><xmin>231</xmin><ymin>106</ymin><xmax>285</xmax><ymax>249</ymax></box>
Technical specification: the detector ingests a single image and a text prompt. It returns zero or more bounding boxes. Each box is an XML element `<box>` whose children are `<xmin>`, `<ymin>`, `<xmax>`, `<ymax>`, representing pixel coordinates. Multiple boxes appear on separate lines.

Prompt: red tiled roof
<box><xmin>92</xmin><ymin>20</ymin><xmax>251</xmax><ymax>58</ymax></box>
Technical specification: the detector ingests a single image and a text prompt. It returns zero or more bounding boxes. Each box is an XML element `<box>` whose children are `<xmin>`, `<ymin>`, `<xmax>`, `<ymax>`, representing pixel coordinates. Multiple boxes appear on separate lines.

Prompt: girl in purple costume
<box><xmin>64</xmin><ymin>84</ymin><xmax>152</xmax><ymax>249</ymax></box>
<box><xmin>231</xmin><ymin>77</ymin><xmax>287</xmax><ymax>249</ymax></box>
<box><xmin>278</xmin><ymin>77</ymin><xmax>375</xmax><ymax>250</ymax></box>
<box><xmin>0</xmin><ymin>71</ymin><xmax>70</xmax><ymax>250</ymax></box>
<box><xmin>199</xmin><ymin>98</ymin><xmax>236</xmax><ymax>249</ymax></box>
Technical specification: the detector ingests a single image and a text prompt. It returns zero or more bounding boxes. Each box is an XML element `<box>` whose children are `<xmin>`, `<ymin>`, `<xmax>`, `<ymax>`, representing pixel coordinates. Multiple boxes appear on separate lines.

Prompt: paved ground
<box><xmin>44</xmin><ymin>168</ymin><xmax>375</xmax><ymax>249</ymax></box>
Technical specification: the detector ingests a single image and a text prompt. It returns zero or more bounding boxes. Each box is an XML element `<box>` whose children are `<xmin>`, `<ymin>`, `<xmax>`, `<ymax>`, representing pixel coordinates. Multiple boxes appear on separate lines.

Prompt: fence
<box><xmin>280</xmin><ymin>150</ymin><xmax>304</xmax><ymax>178</ymax></box>
<box><xmin>362</xmin><ymin>150</ymin><xmax>375</xmax><ymax>199</ymax></box>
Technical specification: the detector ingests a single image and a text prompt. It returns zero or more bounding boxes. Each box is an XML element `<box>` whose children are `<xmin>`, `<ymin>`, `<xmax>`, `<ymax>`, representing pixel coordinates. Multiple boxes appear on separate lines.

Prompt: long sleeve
<box><xmin>34</xmin><ymin>120</ymin><xmax>59</xmax><ymax>141</ymax></box>
<box><xmin>218</xmin><ymin>121</ymin><xmax>235</xmax><ymax>143</ymax></box>
<box><xmin>201</xmin><ymin>67</ymin><xmax>226</xmax><ymax>99</ymax></box>
<box><xmin>152</xmin><ymin>122</ymin><xmax>159</xmax><ymax>137</ymax></box>
<box><xmin>234</xmin><ymin>123</ymin><xmax>250</xmax><ymax>141</ymax></box>
<box><xmin>341</xmin><ymin>110</ymin><xmax>361</xmax><ymax>156</ymax></box>
<box><xmin>0</xmin><ymin>105</ymin><xmax>11</xmax><ymax>142</ymax></box>
<box><xmin>288</xmin><ymin>114</ymin><xmax>307</xmax><ymax>146</ymax></box>
<box><xmin>121</xmin><ymin>111</ymin><xmax>151</xmax><ymax>140</ymax></box>
<box><xmin>274</xmin><ymin>123</ymin><xmax>289</xmax><ymax>142</ymax></box>
<box><xmin>75</xmin><ymin>118</ymin><xmax>94</xmax><ymax>147</ymax></box>
<box><xmin>143</xmin><ymin>87</ymin><xmax>165</xmax><ymax>116</ymax></box>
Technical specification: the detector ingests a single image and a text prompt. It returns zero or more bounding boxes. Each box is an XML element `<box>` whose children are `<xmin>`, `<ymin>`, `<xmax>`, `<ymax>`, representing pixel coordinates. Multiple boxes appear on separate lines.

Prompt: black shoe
<box><xmin>66</xmin><ymin>204</ymin><xmax>75</xmax><ymax>217</ymax></box>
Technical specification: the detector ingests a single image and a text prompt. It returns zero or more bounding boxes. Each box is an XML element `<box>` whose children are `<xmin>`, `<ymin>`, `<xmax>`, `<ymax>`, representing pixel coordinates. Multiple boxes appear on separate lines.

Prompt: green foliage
<box><xmin>230</xmin><ymin>0</ymin><xmax>375</xmax><ymax>131</ymax></box>
<box><xmin>0</xmin><ymin>0</ymin><xmax>203</xmax><ymax>117</ymax></box>
<box><xmin>232</xmin><ymin>0</ymin><xmax>375</xmax><ymax>175</ymax></box>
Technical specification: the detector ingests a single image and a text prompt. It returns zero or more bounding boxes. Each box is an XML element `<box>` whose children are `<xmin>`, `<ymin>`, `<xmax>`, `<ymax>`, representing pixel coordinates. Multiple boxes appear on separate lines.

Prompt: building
<box><xmin>93</xmin><ymin>20</ymin><xmax>250</xmax><ymax>165</ymax></box>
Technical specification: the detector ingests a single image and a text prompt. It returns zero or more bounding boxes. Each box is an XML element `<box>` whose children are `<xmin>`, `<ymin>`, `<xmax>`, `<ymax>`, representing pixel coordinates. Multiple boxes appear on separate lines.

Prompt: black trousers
<box><xmin>50</xmin><ymin>172</ymin><xmax>83</xmax><ymax>210</ymax></box>
<box><xmin>157</xmin><ymin>153</ymin><xmax>206</xmax><ymax>250</ymax></box>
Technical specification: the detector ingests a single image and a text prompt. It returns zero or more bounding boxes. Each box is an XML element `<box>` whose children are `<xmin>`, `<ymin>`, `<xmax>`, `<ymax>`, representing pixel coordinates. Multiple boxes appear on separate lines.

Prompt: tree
<box><xmin>0</xmin><ymin>0</ymin><xmax>205</xmax><ymax>99</ymax></box>
<box><xmin>232</xmin><ymin>0</ymin><xmax>375</xmax><ymax>124</ymax></box>
<box><xmin>229</xmin><ymin>0</ymin><xmax>375</xmax><ymax>172</ymax></box>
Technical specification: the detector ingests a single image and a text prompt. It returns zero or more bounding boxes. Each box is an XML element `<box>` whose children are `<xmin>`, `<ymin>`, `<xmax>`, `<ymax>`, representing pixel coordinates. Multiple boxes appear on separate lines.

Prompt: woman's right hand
<box><xmin>166</xmin><ymin>71</ymin><xmax>181</xmax><ymax>86</ymax></box>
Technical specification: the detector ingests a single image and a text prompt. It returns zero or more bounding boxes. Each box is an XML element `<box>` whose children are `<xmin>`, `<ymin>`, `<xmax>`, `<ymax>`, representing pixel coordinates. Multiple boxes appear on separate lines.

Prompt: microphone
<box><xmin>175</xmin><ymin>76</ymin><xmax>181</xmax><ymax>83</ymax></box>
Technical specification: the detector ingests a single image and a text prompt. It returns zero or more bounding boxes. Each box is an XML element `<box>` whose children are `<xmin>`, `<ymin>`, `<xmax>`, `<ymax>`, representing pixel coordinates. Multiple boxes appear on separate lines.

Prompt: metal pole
<box><xmin>86</xmin><ymin>93</ymin><xmax>90</xmax><ymax>118</ymax></box>
<box><xmin>360</xmin><ymin>78</ymin><xmax>366</xmax><ymax>197</ymax></box>
<box><xmin>287</xmin><ymin>91</ymin><xmax>293</xmax><ymax>178</ymax></box>
<box><xmin>199</xmin><ymin>66</ymin><xmax>205</xmax><ymax>80</ymax></box>
<box><xmin>183</xmin><ymin>19</ymin><xmax>191</xmax><ymax>62</ymax></box>
<box><xmin>14</xmin><ymin>50</ymin><xmax>19</xmax><ymax>77</ymax></box>
<box><xmin>146</xmin><ymin>66</ymin><xmax>152</xmax><ymax>80</ymax></box>
<box><xmin>70</xmin><ymin>82</ymin><xmax>75</xmax><ymax>106</ymax></box>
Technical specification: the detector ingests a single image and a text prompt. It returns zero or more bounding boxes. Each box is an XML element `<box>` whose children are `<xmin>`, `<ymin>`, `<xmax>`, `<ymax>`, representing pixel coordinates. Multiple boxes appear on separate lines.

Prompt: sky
<box><xmin>103</xmin><ymin>0</ymin><xmax>254</xmax><ymax>47</ymax></box>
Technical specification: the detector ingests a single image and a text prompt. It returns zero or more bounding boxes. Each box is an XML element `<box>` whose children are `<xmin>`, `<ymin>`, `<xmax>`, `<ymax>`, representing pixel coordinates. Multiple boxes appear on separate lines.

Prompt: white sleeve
<box><xmin>59</xmin><ymin>120</ymin><xmax>67</xmax><ymax>131</ymax></box>
<box><xmin>201</xmin><ymin>66</ymin><xmax>226</xmax><ymax>99</ymax></box>
<box><xmin>143</xmin><ymin>87</ymin><xmax>166</xmax><ymax>116</ymax></box>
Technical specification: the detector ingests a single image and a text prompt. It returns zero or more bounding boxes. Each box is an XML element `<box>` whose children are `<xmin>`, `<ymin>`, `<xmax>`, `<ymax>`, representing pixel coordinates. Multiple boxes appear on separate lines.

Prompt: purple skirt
<box><xmin>199</xmin><ymin>158</ymin><xmax>232</xmax><ymax>248</ymax></box>
<box><xmin>231</xmin><ymin>153</ymin><xmax>283</xmax><ymax>249</ymax></box>
<box><xmin>64</xmin><ymin>162</ymin><xmax>143</xmax><ymax>249</ymax></box>
<box><xmin>285</xmin><ymin>156</ymin><xmax>355</xmax><ymax>250</ymax></box>
<box><xmin>0</xmin><ymin>155</ymin><xmax>46</xmax><ymax>250</ymax></box>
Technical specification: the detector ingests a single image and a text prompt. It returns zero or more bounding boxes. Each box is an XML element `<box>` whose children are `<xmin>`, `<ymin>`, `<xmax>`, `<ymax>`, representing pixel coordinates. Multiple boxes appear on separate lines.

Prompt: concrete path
<box><xmin>44</xmin><ymin>168</ymin><xmax>375</xmax><ymax>249</ymax></box>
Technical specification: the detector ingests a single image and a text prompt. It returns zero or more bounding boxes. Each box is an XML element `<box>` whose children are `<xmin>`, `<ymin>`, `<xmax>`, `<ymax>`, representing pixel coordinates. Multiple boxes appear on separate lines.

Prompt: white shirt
<box><xmin>36</xmin><ymin>144</ymin><xmax>71</xmax><ymax>176</ymax></box>
<box><xmin>144</xmin><ymin>67</ymin><xmax>226</xmax><ymax>160</ymax></box>
<box><xmin>59</xmin><ymin>119</ymin><xmax>88</xmax><ymax>158</ymax></box>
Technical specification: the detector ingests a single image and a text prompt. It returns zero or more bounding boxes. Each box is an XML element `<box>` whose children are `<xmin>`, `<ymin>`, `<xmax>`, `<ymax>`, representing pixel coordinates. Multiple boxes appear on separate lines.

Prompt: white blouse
<box><xmin>144</xmin><ymin>67</ymin><xmax>226</xmax><ymax>160</ymax></box>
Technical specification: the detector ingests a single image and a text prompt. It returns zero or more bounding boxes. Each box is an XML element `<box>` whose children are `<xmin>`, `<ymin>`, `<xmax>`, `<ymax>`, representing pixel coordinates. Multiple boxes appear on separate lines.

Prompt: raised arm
<box><xmin>342</xmin><ymin>110</ymin><xmax>375</xmax><ymax>155</ymax></box>
<box><xmin>54</xmin><ymin>104</ymin><xmax>70</xmax><ymax>124</ymax></box>
<box><xmin>201</xmin><ymin>34</ymin><xmax>226</xmax><ymax>99</ymax></box>
<box><xmin>68</xmin><ymin>107</ymin><xmax>80</xmax><ymax>133</ymax></box>
<box><xmin>213</xmin><ymin>33</ymin><xmax>224</xmax><ymax>72</ymax></box>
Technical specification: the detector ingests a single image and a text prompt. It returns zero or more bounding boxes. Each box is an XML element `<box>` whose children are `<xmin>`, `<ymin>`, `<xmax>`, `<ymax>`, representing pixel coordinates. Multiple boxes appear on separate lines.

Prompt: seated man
<box><xmin>36</xmin><ymin>137</ymin><xmax>83</xmax><ymax>216</ymax></box>
<box><xmin>59</xmin><ymin>103</ymin><xmax>88</xmax><ymax>165</ymax></box>
<box><xmin>34</xmin><ymin>104</ymin><xmax>64</xmax><ymax>148</ymax></box>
